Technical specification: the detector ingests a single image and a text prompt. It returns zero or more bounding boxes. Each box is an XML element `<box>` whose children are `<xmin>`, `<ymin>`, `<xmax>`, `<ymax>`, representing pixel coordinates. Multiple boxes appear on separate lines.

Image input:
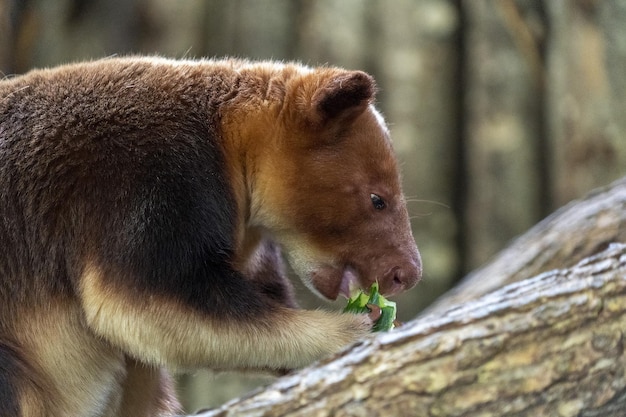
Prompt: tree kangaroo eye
<box><xmin>370</xmin><ymin>193</ymin><xmax>386</xmax><ymax>210</ymax></box>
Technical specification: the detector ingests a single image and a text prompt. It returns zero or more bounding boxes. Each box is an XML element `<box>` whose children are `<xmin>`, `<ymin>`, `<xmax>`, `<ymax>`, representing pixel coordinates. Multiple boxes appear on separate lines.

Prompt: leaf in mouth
<box><xmin>343</xmin><ymin>282</ymin><xmax>397</xmax><ymax>332</ymax></box>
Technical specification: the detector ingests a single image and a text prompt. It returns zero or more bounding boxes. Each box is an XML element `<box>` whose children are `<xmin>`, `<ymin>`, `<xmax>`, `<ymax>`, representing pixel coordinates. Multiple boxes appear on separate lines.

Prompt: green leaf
<box><xmin>343</xmin><ymin>282</ymin><xmax>397</xmax><ymax>332</ymax></box>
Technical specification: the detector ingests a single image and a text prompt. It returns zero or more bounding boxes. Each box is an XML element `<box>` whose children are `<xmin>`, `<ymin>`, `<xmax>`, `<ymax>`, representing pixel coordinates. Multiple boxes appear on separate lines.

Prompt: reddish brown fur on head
<box><xmin>244</xmin><ymin>66</ymin><xmax>421</xmax><ymax>300</ymax></box>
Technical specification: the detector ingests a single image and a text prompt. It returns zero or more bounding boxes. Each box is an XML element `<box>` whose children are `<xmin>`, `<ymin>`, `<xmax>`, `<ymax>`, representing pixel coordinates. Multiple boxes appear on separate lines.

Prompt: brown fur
<box><xmin>0</xmin><ymin>57</ymin><xmax>420</xmax><ymax>415</ymax></box>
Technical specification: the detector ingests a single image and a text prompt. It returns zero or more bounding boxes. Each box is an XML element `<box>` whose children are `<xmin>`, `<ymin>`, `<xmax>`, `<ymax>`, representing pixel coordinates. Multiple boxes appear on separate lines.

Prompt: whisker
<box><xmin>404</xmin><ymin>198</ymin><xmax>451</xmax><ymax>210</ymax></box>
<box><xmin>409</xmin><ymin>213</ymin><xmax>433</xmax><ymax>219</ymax></box>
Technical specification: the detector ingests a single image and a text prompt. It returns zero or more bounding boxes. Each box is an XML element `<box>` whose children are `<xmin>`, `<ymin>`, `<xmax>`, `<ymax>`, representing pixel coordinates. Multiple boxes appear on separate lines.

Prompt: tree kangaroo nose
<box><xmin>379</xmin><ymin>253</ymin><xmax>422</xmax><ymax>296</ymax></box>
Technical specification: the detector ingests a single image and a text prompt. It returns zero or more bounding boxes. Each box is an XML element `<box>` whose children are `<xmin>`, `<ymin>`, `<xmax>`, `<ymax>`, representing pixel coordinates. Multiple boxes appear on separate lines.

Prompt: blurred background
<box><xmin>2</xmin><ymin>0</ymin><xmax>626</xmax><ymax>412</ymax></box>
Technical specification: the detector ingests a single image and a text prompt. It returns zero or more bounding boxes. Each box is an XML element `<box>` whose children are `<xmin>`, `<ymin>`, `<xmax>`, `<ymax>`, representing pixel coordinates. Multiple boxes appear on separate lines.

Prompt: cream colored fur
<box><xmin>80</xmin><ymin>263</ymin><xmax>371</xmax><ymax>373</ymax></box>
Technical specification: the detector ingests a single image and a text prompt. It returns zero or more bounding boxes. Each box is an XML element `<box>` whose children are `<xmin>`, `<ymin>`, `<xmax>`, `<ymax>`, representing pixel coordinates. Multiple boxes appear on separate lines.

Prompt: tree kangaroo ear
<box><xmin>311</xmin><ymin>71</ymin><xmax>377</xmax><ymax>124</ymax></box>
<box><xmin>284</xmin><ymin>69</ymin><xmax>378</xmax><ymax>146</ymax></box>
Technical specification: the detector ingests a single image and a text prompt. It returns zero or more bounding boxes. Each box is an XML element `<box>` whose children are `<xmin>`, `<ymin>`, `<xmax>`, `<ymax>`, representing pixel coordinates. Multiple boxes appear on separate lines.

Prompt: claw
<box><xmin>366</xmin><ymin>303</ymin><xmax>382</xmax><ymax>322</ymax></box>
<box><xmin>393</xmin><ymin>319</ymin><xmax>403</xmax><ymax>328</ymax></box>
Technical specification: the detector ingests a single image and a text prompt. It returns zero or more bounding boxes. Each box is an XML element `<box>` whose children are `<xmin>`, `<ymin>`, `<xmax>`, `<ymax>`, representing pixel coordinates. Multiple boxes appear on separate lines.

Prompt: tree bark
<box><xmin>194</xmin><ymin>242</ymin><xmax>626</xmax><ymax>417</ymax></box>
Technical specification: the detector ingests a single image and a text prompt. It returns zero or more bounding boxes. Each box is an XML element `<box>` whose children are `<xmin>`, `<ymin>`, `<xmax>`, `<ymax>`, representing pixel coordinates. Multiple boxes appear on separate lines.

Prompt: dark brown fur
<box><xmin>0</xmin><ymin>57</ymin><xmax>420</xmax><ymax>416</ymax></box>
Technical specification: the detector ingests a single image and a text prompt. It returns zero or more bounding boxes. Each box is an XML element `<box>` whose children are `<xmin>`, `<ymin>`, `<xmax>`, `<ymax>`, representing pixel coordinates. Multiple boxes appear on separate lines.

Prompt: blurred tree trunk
<box><xmin>460</xmin><ymin>0</ymin><xmax>626</xmax><ymax>275</ymax></box>
<box><xmin>0</xmin><ymin>0</ymin><xmax>10</xmax><ymax>73</ymax></box>
<box><xmin>0</xmin><ymin>0</ymin><xmax>37</xmax><ymax>74</ymax></box>
<box><xmin>546</xmin><ymin>1</ymin><xmax>626</xmax><ymax>208</ymax></box>
<box><xmin>194</xmin><ymin>242</ymin><xmax>626</xmax><ymax>417</ymax></box>
<box><xmin>462</xmin><ymin>0</ymin><xmax>548</xmax><ymax>271</ymax></box>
